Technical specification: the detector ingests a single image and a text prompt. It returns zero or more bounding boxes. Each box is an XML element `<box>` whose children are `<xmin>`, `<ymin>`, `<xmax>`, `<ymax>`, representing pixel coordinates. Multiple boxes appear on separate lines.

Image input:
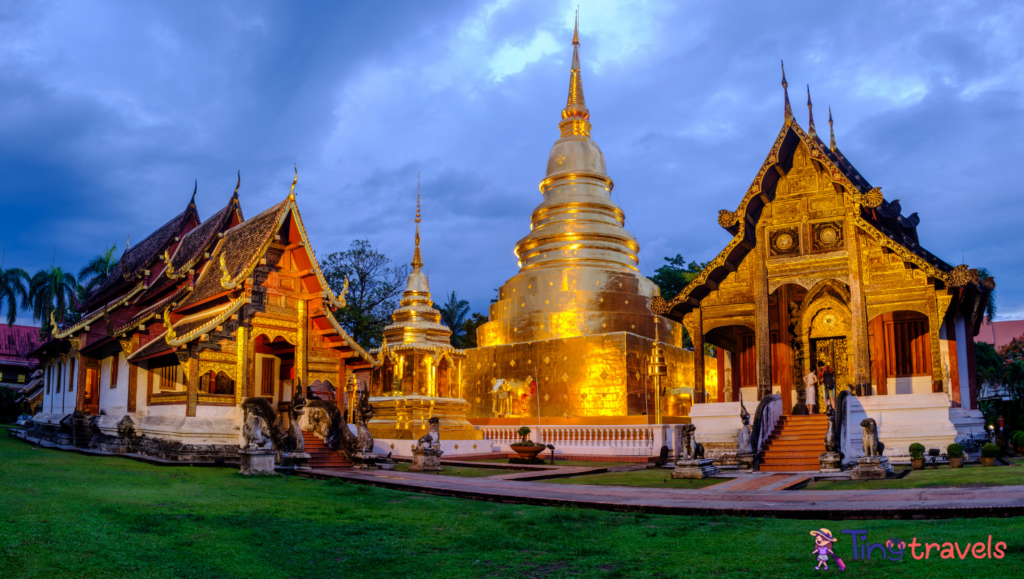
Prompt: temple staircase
<box><xmin>303</xmin><ymin>431</ymin><xmax>351</xmax><ymax>469</ymax></box>
<box><xmin>72</xmin><ymin>414</ymin><xmax>93</xmax><ymax>449</ymax></box>
<box><xmin>758</xmin><ymin>415</ymin><xmax>828</xmax><ymax>472</ymax></box>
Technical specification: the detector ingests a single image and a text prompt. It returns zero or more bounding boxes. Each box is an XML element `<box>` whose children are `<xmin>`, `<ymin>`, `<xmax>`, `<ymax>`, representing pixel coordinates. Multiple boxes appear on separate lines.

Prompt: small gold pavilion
<box><xmin>367</xmin><ymin>189</ymin><xmax>480</xmax><ymax>440</ymax></box>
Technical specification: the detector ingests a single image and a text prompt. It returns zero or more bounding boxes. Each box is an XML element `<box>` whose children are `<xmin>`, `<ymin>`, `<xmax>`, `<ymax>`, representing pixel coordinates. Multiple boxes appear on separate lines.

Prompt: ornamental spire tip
<box><xmin>781</xmin><ymin>60</ymin><xmax>793</xmax><ymax>122</ymax></box>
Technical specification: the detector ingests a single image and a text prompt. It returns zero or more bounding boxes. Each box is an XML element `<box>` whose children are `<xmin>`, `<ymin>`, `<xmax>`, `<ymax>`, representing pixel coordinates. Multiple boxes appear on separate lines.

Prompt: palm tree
<box><xmin>29</xmin><ymin>267</ymin><xmax>79</xmax><ymax>334</ymax></box>
<box><xmin>978</xmin><ymin>267</ymin><xmax>996</xmax><ymax>321</ymax></box>
<box><xmin>438</xmin><ymin>291</ymin><xmax>471</xmax><ymax>348</ymax></box>
<box><xmin>78</xmin><ymin>244</ymin><xmax>119</xmax><ymax>295</ymax></box>
<box><xmin>0</xmin><ymin>266</ymin><xmax>30</xmax><ymax>326</ymax></box>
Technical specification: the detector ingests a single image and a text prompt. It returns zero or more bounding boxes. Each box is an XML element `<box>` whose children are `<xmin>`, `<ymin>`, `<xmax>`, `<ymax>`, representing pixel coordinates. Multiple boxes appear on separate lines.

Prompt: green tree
<box><xmin>28</xmin><ymin>267</ymin><xmax>80</xmax><ymax>337</ymax></box>
<box><xmin>978</xmin><ymin>267</ymin><xmax>996</xmax><ymax>321</ymax></box>
<box><xmin>321</xmin><ymin>239</ymin><xmax>407</xmax><ymax>350</ymax></box>
<box><xmin>438</xmin><ymin>291</ymin><xmax>471</xmax><ymax>348</ymax></box>
<box><xmin>459</xmin><ymin>312</ymin><xmax>488</xmax><ymax>349</ymax></box>
<box><xmin>648</xmin><ymin>254</ymin><xmax>708</xmax><ymax>351</ymax></box>
<box><xmin>648</xmin><ymin>254</ymin><xmax>707</xmax><ymax>300</ymax></box>
<box><xmin>0</xmin><ymin>266</ymin><xmax>30</xmax><ymax>326</ymax></box>
<box><xmin>78</xmin><ymin>244</ymin><xmax>119</xmax><ymax>295</ymax></box>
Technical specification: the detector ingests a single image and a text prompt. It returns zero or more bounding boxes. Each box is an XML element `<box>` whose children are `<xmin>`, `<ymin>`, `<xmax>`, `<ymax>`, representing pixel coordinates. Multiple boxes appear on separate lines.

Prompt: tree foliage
<box><xmin>0</xmin><ymin>266</ymin><xmax>30</xmax><ymax>326</ymax></box>
<box><xmin>459</xmin><ymin>312</ymin><xmax>489</xmax><ymax>349</ymax></box>
<box><xmin>978</xmin><ymin>267</ymin><xmax>996</xmax><ymax>321</ymax></box>
<box><xmin>321</xmin><ymin>239</ymin><xmax>407</xmax><ymax>351</ymax></box>
<box><xmin>28</xmin><ymin>267</ymin><xmax>79</xmax><ymax>337</ymax></box>
<box><xmin>647</xmin><ymin>254</ymin><xmax>707</xmax><ymax>301</ymax></box>
<box><xmin>438</xmin><ymin>291</ymin><xmax>471</xmax><ymax>348</ymax></box>
<box><xmin>78</xmin><ymin>244</ymin><xmax>119</xmax><ymax>296</ymax></box>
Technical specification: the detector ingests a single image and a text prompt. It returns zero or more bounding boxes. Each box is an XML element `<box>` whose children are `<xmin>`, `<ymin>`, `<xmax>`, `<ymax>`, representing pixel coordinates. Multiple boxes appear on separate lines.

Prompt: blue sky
<box><xmin>2</xmin><ymin>0</ymin><xmax>1023</xmax><ymax>324</ymax></box>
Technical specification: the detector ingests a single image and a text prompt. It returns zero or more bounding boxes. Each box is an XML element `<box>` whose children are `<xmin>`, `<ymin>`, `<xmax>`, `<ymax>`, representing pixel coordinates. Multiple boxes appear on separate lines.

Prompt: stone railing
<box><xmin>750</xmin><ymin>394</ymin><xmax>782</xmax><ymax>455</ymax></box>
<box><xmin>478</xmin><ymin>425</ymin><xmax>664</xmax><ymax>456</ymax></box>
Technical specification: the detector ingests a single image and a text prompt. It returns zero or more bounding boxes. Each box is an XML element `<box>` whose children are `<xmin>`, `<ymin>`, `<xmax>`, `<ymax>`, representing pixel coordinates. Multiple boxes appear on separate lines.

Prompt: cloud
<box><xmin>1</xmin><ymin>0</ymin><xmax>1023</xmax><ymax>324</ymax></box>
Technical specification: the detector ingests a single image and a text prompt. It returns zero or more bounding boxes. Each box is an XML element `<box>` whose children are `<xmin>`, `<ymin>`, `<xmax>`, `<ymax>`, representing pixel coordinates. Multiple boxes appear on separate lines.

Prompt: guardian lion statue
<box><xmin>415</xmin><ymin>417</ymin><xmax>442</xmax><ymax>452</ymax></box>
<box><xmin>860</xmin><ymin>418</ymin><xmax>885</xmax><ymax>457</ymax></box>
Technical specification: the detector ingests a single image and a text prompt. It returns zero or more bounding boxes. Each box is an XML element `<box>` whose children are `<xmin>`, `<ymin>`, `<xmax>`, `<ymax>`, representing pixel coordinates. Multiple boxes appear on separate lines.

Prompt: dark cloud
<box><xmin>1</xmin><ymin>0</ymin><xmax>1022</xmax><ymax>323</ymax></box>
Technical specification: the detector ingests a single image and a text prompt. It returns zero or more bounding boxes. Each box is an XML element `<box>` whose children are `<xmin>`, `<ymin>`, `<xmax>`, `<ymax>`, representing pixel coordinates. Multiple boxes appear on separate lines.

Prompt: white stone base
<box><xmin>239</xmin><ymin>450</ymin><xmax>276</xmax><ymax>475</ymax></box>
<box><xmin>844</xmin><ymin>393</ymin><xmax>959</xmax><ymax>464</ymax></box>
<box><xmin>373</xmin><ymin>438</ymin><xmax>495</xmax><ymax>459</ymax></box>
<box><xmin>688</xmin><ymin>402</ymin><xmax>742</xmax><ymax>461</ymax></box>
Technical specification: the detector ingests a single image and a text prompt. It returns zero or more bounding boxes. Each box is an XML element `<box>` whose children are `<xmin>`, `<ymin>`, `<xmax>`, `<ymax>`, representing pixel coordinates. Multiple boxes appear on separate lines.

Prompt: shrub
<box><xmin>946</xmin><ymin>443</ymin><xmax>963</xmax><ymax>459</ymax></box>
<box><xmin>514</xmin><ymin>426</ymin><xmax>533</xmax><ymax>446</ymax></box>
<box><xmin>909</xmin><ymin>443</ymin><xmax>926</xmax><ymax>460</ymax></box>
<box><xmin>1012</xmin><ymin>431</ymin><xmax>1023</xmax><ymax>449</ymax></box>
<box><xmin>981</xmin><ymin>443</ymin><xmax>1000</xmax><ymax>458</ymax></box>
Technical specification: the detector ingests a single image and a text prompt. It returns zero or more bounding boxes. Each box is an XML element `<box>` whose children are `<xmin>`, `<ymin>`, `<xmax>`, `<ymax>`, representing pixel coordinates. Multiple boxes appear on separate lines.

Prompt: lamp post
<box><xmin>648</xmin><ymin>316</ymin><xmax>668</xmax><ymax>425</ymax></box>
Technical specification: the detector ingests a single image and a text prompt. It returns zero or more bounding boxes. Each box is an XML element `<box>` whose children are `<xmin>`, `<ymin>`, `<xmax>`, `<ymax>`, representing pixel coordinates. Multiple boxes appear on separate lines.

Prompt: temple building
<box><xmin>26</xmin><ymin>174</ymin><xmax>376</xmax><ymax>459</ymax></box>
<box><xmin>657</xmin><ymin>69</ymin><xmax>993</xmax><ymax>468</ymax></box>
<box><xmin>461</xmin><ymin>20</ymin><xmax>695</xmax><ymax>427</ymax></box>
<box><xmin>367</xmin><ymin>190</ymin><xmax>479</xmax><ymax>442</ymax></box>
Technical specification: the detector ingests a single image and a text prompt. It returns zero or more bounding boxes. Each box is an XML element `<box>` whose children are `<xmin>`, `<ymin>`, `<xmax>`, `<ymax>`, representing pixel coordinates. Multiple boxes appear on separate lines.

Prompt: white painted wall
<box><xmin>99</xmin><ymin>353</ymin><xmax>130</xmax><ymax>415</ymax></box>
<box><xmin>845</xmin><ymin>393</ymin><xmax>958</xmax><ymax>462</ymax></box>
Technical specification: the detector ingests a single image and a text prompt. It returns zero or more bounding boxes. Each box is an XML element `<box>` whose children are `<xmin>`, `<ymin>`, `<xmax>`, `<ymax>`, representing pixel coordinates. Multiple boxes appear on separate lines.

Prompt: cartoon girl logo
<box><xmin>810</xmin><ymin>528</ymin><xmax>845</xmax><ymax>571</ymax></box>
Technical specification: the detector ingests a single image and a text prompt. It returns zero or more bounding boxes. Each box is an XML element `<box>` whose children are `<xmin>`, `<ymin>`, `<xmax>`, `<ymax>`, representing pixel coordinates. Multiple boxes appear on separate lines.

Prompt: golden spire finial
<box><xmin>559</xmin><ymin>10</ymin><xmax>591</xmax><ymax>138</ymax></box>
<box><xmin>573</xmin><ymin>7</ymin><xmax>579</xmax><ymax>46</ymax></box>
<box><xmin>653</xmin><ymin>315</ymin><xmax>660</xmax><ymax>343</ymax></box>
<box><xmin>828</xmin><ymin>105</ymin><xmax>836</xmax><ymax>152</ymax></box>
<box><xmin>190</xmin><ymin>180</ymin><xmax>197</xmax><ymax>206</ymax></box>
<box><xmin>806</xmin><ymin>84</ymin><xmax>816</xmax><ymax>137</ymax></box>
<box><xmin>412</xmin><ymin>172</ymin><xmax>423</xmax><ymax>270</ymax></box>
<box><xmin>233</xmin><ymin>171</ymin><xmax>241</xmax><ymax>197</ymax></box>
<box><xmin>288</xmin><ymin>164</ymin><xmax>297</xmax><ymax>199</ymax></box>
<box><xmin>781</xmin><ymin>61</ymin><xmax>793</xmax><ymax>123</ymax></box>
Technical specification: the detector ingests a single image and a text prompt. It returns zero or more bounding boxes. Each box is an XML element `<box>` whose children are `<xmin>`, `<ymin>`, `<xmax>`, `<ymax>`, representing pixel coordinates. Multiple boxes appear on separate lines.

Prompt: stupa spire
<box><xmin>559</xmin><ymin>10</ymin><xmax>591</xmax><ymax>137</ymax></box>
<box><xmin>806</xmin><ymin>84</ymin><xmax>816</xmax><ymax>137</ymax></box>
<box><xmin>412</xmin><ymin>172</ymin><xmax>423</xmax><ymax>270</ymax></box>
<box><xmin>781</xmin><ymin>61</ymin><xmax>793</xmax><ymax>123</ymax></box>
<box><xmin>828</xmin><ymin>105</ymin><xmax>837</xmax><ymax>151</ymax></box>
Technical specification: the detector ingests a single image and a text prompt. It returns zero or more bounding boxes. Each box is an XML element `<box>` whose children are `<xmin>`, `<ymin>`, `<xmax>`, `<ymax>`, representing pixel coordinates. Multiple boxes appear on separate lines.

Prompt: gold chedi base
<box><xmin>462</xmin><ymin>332</ymin><xmax>695</xmax><ymax>422</ymax></box>
<box><xmin>368</xmin><ymin>395</ymin><xmax>483</xmax><ymax>440</ymax></box>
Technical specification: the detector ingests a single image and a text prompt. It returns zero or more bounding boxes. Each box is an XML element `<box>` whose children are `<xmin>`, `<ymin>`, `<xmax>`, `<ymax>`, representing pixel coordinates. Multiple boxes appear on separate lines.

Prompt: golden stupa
<box><xmin>368</xmin><ymin>183</ymin><xmax>481</xmax><ymax>441</ymax></box>
<box><xmin>462</xmin><ymin>19</ymin><xmax>695</xmax><ymax>425</ymax></box>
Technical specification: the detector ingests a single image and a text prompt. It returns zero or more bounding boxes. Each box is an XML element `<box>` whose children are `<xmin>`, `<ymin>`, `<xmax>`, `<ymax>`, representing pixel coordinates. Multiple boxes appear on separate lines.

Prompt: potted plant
<box><xmin>909</xmin><ymin>443</ymin><xmax>926</xmax><ymax>470</ymax></box>
<box><xmin>981</xmin><ymin>443</ymin><xmax>1000</xmax><ymax>467</ymax></box>
<box><xmin>947</xmin><ymin>443</ymin><xmax>964</xmax><ymax>469</ymax></box>
<box><xmin>509</xmin><ymin>426</ymin><xmax>544</xmax><ymax>461</ymax></box>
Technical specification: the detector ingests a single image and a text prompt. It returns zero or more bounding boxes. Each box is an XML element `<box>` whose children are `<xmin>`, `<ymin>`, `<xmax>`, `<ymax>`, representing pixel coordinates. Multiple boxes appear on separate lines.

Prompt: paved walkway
<box><xmin>299</xmin><ymin>467</ymin><xmax>1024</xmax><ymax>520</ymax></box>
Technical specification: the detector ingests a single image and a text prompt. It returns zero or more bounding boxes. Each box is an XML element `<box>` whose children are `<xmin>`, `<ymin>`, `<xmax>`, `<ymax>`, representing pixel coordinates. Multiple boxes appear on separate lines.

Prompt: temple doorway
<box><xmin>810</xmin><ymin>337</ymin><xmax>849</xmax><ymax>405</ymax></box>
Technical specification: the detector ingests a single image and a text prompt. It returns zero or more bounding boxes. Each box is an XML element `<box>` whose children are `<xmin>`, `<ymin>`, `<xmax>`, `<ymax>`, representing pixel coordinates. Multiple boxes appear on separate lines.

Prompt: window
<box><xmin>109</xmin><ymin>356</ymin><xmax>119</xmax><ymax>389</ymax></box>
<box><xmin>46</xmin><ymin>365</ymin><xmax>51</xmax><ymax>394</ymax></box>
<box><xmin>199</xmin><ymin>371</ymin><xmax>235</xmax><ymax>396</ymax></box>
<box><xmin>884</xmin><ymin>315</ymin><xmax>931</xmax><ymax>377</ymax></box>
<box><xmin>261</xmin><ymin>358</ymin><xmax>275</xmax><ymax>396</ymax></box>
<box><xmin>156</xmin><ymin>363</ymin><xmax>183</xmax><ymax>392</ymax></box>
<box><xmin>69</xmin><ymin>359</ymin><xmax>75</xmax><ymax>392</ymax></box>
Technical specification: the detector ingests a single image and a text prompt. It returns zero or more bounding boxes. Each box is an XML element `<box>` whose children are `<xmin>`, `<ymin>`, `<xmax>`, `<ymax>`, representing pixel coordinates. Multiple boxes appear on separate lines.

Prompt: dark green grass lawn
<box><xmin>809</xmin><ymin>464</ymin><xmax>1024</xmax><ymax>490</ymax></box>
<box><xmin>1</xmin><ymin>430</ymin><xmax>1022</xmax><ymax>578</ymax></box>
<box><xmin>545</xmin><ymin>468</ymin><xmax>728</xmax><ymax>489</ymax></box>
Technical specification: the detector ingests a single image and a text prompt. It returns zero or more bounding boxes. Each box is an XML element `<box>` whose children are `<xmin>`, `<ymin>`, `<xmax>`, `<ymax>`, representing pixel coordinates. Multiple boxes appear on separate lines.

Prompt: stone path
<box><xmin>300</xmin><ymin>467</ymin><xmax>1024</xmax><ymax>520</ymax></box>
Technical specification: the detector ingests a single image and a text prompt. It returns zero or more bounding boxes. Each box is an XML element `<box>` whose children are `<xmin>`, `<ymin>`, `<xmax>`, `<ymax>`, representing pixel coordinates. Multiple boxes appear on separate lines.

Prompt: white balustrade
<box><xmin>478</xmin><ymin>424</ymin><xmax>662</xmax><ymax>456</ymax></box>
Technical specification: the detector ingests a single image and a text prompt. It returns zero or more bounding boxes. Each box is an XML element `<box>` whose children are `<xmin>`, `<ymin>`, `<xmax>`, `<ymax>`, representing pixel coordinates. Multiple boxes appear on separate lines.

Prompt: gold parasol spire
<box><xmin>412</xmin><ymin>172</ymin><xmax>423</xmax><ymax>270</ymax></box>
<box><xmin>781</xmin><ymin>61</ymin><xmax>793</xmax><ymax>123</ymax></box>
<box><xmin>806</xmin><ymin>84</ymin><xmax>816</xmax><ymax>137</ymax></box>
<box><xmin>559</xmin><ymin>9</ymin><xmax>591</xmax><ymax>138</ymax></box>
<box><xmin>828</xmin><ymin>106</ymin><xmax>836</xmax><ymax>151</ymax></box>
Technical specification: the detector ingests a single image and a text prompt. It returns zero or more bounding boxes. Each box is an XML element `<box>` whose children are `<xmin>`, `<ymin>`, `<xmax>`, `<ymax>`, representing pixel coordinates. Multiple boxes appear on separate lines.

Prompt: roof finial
<box><xmin>806</xmin><ymin>84</ymin><xmax>816</xmax><ymax>137</ymax></box>
<box><xmin>559</xmin><ymin>9</ymin><xmax>591</xmax><ymax>138</ymax></box>
<box><xmin>126</xmin><ymin>234</ymin><xmax>130</xmax><ymax>251</ymax></box>
<box><xmin>828</xmin><ymin>106</ymin><xmax>836</xmax><ymax>151</ymax></box>
<box><xmin>190</xmin><ymin>180</ymin><xmax>197</xmax><ymax>205</ymax></box>
<box><xmin>412</xmin><ymin>172</ymin><xmax>423</xmax><ymax>270</ymax></box>
<box><xmin>288</xmin><ymin>164</ymin><xmax>297</xmax><ymax>199</ymax></box>
<box><xmin>233</xmin><ymin>171</ymin><xmax>241</xmax><ymax>197</ymax></box>
<box><xmin>573</xmin><ymin>7</ymin><xmax>579</xmax><ymax>46</ymax></box>
<box><xmin>781</xmin><ymin>60</ymin><xmax>793</xmax><ymax>123</ymax></box>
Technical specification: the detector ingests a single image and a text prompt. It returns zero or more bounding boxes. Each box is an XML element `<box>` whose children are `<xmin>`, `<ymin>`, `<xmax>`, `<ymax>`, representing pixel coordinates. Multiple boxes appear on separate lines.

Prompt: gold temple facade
<box><xmin>462</xmin><ymin>20</ymin><xmax>694</xmax><ymax>425</ymax></box>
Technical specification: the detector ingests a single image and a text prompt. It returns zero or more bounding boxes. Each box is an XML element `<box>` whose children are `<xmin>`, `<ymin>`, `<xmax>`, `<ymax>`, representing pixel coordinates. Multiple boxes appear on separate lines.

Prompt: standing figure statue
<box><xmin>737</xmin><ymin>392</ymin><xmax>752</xmax><ymax>455</ymax></box>
<box><xmin>491</xmin><ymin>379</ymin><xmax>512</xmax><ymax>417</ymax></box>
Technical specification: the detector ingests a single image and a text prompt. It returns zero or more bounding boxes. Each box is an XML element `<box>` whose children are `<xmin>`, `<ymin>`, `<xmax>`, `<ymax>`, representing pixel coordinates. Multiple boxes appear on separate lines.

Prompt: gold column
<box><xmin>753</xmin><ymin>232</ymin><xmax>772</xmax><ymax>399</ymax></box>
<box><xmin>845</xmin><ymin>219</ymin><xmax>871</xmax><ymax>395</ymax></box>
<box><xmin>235</xmin><ymin>325</ymin><xmax>248</xmax><ymax>405</ymax></box>
<box><xmin>927</xmin><ymin>295</ymin><xmax>944</xmax><ymax>392</ymax></box>
<box><xmin>186</xmin><ymin>354</ymin><xmax>199</xmax><ymax>417</ymax></box>
<box><xmin>690</xmin><ymin>309</ymin><xmax>705</xmax><ymax>404</ymax></box>
<box><xmin>297</xmin><ymin>300</ymin><xmax>308</xmax><ymax>388</ymax></box>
